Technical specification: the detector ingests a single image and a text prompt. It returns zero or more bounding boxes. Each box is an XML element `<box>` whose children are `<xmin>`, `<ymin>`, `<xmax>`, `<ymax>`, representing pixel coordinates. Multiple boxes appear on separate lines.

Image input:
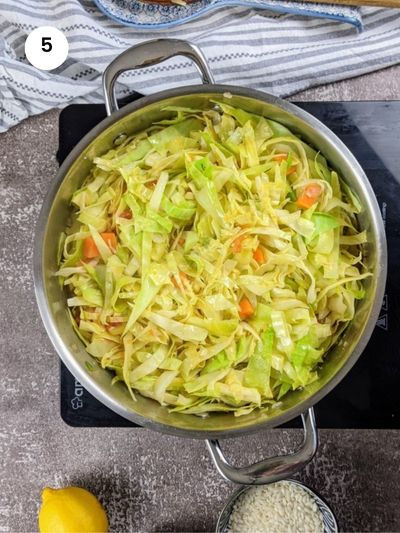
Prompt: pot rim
<box><xmin>33</xmin><ymin>84</ymin><xmax>387</xmax><ymax>439</ymax></box>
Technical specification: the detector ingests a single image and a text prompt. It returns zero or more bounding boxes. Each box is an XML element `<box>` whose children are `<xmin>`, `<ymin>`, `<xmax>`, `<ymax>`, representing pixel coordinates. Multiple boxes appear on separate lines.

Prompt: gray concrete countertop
<box><xmin>1</xmin><ymin>65</ymin><xmax>400</xmax><ymax>533</ymax></box>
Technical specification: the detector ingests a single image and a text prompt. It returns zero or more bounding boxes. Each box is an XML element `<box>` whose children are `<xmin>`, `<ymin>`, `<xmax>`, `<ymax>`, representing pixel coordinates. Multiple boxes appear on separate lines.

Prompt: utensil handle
<box><xmin>302</xmin><ymin>0</ymin><xmax>399</xmax><ymax>6</ymax></box>
<box><xmin>102</xmin><ymin>39</ymin><xmax>214</xmax><ymax>116</ymax></box>
<box><xmin>206</xmin><ymin>408</ymin><xmax>318</xmax><ymax>485</ymax></box>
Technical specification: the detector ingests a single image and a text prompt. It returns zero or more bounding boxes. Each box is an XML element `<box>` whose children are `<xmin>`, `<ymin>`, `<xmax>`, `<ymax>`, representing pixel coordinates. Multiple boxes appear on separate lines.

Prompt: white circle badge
<box><xmin>25</xmin><ymin>26</ymin><xmax>69</xmax><ymax>71</ymax></box>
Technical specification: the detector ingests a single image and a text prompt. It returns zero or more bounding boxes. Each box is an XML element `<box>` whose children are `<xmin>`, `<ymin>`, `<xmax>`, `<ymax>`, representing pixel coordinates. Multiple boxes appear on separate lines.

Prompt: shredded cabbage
<box><xmin>57</xmin><ymin>102</ymin><xmax>371</xmax><ymax>417</ymax></box>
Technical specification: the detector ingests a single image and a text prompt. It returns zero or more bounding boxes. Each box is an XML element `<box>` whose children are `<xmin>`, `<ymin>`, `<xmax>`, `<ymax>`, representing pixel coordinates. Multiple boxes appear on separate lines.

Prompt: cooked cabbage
<box><xmin>57</xmin><ymin>102</ymin><xmax>370</xmax><ymax>417</ymax></box>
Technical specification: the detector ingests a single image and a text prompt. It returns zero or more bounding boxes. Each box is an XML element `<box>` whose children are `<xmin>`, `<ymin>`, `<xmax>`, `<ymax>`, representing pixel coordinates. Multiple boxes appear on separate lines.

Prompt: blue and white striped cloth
<box><xmin>1</xmin><ymin>1</ymin><xmax>400</xmax><ymax>131</ymax></box>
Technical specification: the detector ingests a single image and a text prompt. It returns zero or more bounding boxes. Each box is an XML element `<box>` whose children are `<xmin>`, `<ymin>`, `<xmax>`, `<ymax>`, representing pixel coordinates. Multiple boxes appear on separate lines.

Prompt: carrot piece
<box><xmin>232</xmin><ymin>235</ymin><xmax>246</xmax><ymax>253</ymax></box>
<box><xmin>272</xmin><ymin>154</ymin><xmax>288</xmax><ymax>162</ymax></box>
<box><xmin>239</xmin><ymin>298</ymin><xmax>254</xmax><ymax>319</ymax></box>
<box><xmin>239</xmin><ymin>297</ymin><xmax>254</xmax><ymax>319</ymax></box>
<box><xmin>101</xmin><ymin>232</ymin><xmax>117</xmax><ymax>252</ymax></box>
<box><xmin>172</xmin><ymin>271</ymin><xmax>187</xmax><ymax>289</ymax></box>
<box><xmin>83</xmin><ymin>236</ymin><xmax>99</xmax><ymax>259</ymax></box>
<box><xmin>253</xmin><ymin>247</ymin><xmax>265</xmax><ymax>264</ymax></box>
<box><xmin>272</xmin><ymin>153</ymin><xmax>296</xmax><ymax>175</ymax></box>
<box><xmin>83</xmin><ymin>232</ymin><xmax>117</xmax><ymax>259</ymax></box>
<box><xmin>120</xmin><ymin>210</ymin><xmax>132</xmax><ymax>219</ymax></box>
<box><xmin>296</xmin><ymin>183</ymin><xmax>322</xmax><ymax>209</ymax></box>
<box><xmin>178</xmin><ymin>238</ymin><xmax>185</xmax><ymax>246</ymax></box>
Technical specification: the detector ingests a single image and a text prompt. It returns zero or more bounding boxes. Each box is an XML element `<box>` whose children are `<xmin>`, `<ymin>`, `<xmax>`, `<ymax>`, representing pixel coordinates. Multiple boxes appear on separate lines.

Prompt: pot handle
<box><xmin>205</xmin><ymin>408</ymin><xmax>318</xmax><ymax>485</ymax></box>
<box><xmin>102</xmin><ymin>39</ymin><xmax>214</xmax><ymax>116</ymax></box>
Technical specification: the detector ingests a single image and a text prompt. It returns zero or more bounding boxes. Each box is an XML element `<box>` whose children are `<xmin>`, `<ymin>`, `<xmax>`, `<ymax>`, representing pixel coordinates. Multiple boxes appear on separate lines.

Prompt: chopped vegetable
<box><xmin>119</xmin><ymin>210</ymin><xmax>132</xmax><ymax>219</ymax></box>
<box><xmin>253</xmin><ymin>247</ymin><xmax>265</xmax><ymax>264</ymax></box>
<box><xmin>172</xmin><ymin>271</ymin><xmax>188</xmax><ymax>288</ymax></box>
<box><xmin>296</xmin><ymin>183</ymin><xmax>322</xmax><ymax>209</ymax></box>
<box><xmin>83</xmin><ymin>232</ymin><xmax>117</xmax><ymax>259</ymax></box>
<box><xmin>239</xmin><ymin>298</ymin><xmax>255</xmax><ymax>319</ymax></box>
<box><xmin>101</xmin><ymin>233</ymin><xmax>117</xmax><ymax>251</ymax></box>
<box><xmin>83</xmin><ymin>236</ymin><xmax>98</xmax><ymax>259</ymax></box>
<box><xmin>272</xmin><ymin>154</ymin><xmax>288</xmax><ymax>162</ymax></box>
<box><xmin>58</xmin><ymin>102</ymin><xmax>370</xmax><ymax>417</ymax></box>
<box><xmin>232</xmin><ymin>235</ymin><xmax>246</xmax><ymax>253</ymax></box>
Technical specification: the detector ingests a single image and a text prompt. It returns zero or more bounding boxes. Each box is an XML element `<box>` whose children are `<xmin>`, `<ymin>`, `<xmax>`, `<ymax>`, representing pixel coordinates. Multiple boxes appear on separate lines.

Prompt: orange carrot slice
<box><xmin>232</xmin><ymin>235</ymin><xmax>246</xmax><ymax>253</ymax></box>
<box><xmin>172</xmin><ymin>271</ymin><xmax>187</xmax><ymax>289</ymax></box>
<box><xmin>253</xmin><ymin>247</ymin><xmax>265</xmax><ymax>264</ymax></box>
<box><xmin>272</xmin><ymin>154</ymin><xmax>288</xmax><ymax>162</ymax></box>
<box><xmin>239</xmin><ymin>297</ymin><xmax>254</xmax><ymax>319</ymax></box>
<box><xmin>83</xmin><ymin>237</ymin><xmax>99</xmax><ymax>259</ymax></box>
<box><xmin>296</xmin><ymin>183</ymin><xmax>322</xmax><ymax>209</ymax></box>
<box><xmin>83</xmin><ymin>232</ymin><xmax>117</xmax><ymax>259</ymax></box>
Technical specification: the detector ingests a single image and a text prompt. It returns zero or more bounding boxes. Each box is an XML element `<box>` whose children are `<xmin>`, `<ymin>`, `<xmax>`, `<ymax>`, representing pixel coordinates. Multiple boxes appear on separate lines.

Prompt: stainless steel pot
<box><xmin>34</xmin><ymin>39</ymin><xmax>387</xmax><ymax>485</ymax></box>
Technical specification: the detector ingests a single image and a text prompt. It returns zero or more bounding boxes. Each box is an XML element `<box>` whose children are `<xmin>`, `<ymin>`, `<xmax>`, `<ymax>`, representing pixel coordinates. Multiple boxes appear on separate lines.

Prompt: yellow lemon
<box><xmin>38</xmin><ymin>486</ymin><xmax>109</xmax><ymax>533</ymax></box>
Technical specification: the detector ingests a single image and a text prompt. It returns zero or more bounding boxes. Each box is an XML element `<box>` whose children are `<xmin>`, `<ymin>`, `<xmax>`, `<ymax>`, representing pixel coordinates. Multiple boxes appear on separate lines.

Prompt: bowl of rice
<box><xmin>216</xmin><ymin>480</ymin><xmax>338</xmax><ymax>533</ymax></box>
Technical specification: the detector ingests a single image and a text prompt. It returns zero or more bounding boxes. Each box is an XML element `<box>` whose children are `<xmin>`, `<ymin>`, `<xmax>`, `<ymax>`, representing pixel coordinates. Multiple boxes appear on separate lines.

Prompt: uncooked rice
<box><xmin>227</xmin><ymin>481</ymin><xmax>324</xmax><ymax>533</ymax></box>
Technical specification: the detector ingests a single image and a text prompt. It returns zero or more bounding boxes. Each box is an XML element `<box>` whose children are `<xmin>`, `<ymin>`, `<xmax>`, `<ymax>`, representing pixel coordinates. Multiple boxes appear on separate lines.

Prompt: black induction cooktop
<box><xmin>58</xmin><ymin>96</ymin><xmax>400</xmax><ymax>429</ymax></box>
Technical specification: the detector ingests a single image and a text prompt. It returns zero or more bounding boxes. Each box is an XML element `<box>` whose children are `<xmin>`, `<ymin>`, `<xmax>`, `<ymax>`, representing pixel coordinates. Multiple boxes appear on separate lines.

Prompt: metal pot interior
<box><xmin>35</xmin><ymin>87</ymin><xmax>386</xmax><ymax>438</ymax></box>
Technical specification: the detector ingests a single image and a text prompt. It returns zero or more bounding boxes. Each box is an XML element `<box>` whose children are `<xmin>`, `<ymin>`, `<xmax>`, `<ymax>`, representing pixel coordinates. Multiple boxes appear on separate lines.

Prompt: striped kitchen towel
<box><xmin>1</xmin><ymin>2</ymin><xmax>400</xmax><ymax>131</ymax></box>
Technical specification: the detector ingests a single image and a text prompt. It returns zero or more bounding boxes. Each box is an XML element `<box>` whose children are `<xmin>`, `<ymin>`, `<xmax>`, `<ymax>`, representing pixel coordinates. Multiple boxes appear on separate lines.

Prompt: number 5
<box><xmin>42</xmin><ymin>37</ymin><xmax>52</xmax><ymax>53</ymax></box>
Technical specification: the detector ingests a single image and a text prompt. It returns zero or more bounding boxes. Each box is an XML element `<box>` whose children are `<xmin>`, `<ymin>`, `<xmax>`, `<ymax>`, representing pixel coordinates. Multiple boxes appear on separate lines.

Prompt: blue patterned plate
<box><xmin>93</xmin><ymin>0</ymin><xmax>362</xmax><ymax>30</ymax></box>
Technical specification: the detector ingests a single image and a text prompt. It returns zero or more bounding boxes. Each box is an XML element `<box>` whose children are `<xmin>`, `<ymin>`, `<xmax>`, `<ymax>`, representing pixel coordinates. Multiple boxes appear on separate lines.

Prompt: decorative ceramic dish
<box><xmin>92</xmin><ymin>0</ymin><xmax>362</xmax><ymax>30</ymax></box>
<box><xmin>216</xmin><ymin>480</ymin><xmax>339</xmax><ymax>533</ymax></box>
